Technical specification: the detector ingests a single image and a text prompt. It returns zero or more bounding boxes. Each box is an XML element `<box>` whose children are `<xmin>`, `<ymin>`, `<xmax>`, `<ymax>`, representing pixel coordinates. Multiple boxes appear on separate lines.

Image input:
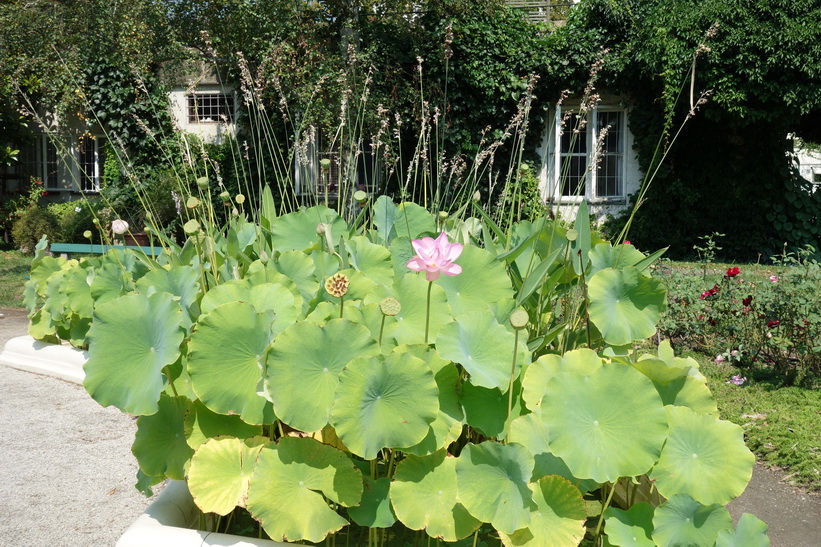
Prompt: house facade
<box><xmin>537</xmin><ymin>97</ymin><xmax>643</xmax><ymax>223</ymax></box>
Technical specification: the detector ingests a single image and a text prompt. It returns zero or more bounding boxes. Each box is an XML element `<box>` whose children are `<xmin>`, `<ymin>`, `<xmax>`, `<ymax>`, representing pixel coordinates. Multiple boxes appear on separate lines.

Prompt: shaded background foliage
<box><xmin>2</xmin><ymin>0</ymin><xmax>821</xmax><ymax>258</ymax></box>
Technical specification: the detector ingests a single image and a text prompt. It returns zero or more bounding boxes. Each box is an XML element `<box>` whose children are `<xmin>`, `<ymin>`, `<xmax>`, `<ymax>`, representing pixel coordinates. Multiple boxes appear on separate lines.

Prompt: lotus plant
<box><xmin>20</xmin><ymin>195</ymin><xmax>769</xmax><ymax>546</ymax></box>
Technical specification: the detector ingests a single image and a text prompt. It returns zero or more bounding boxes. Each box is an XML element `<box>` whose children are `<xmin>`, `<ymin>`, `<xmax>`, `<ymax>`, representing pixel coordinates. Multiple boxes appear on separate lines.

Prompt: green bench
<box><xmin>50</xmin><ymin>242</ymin><xmax>167</xmax><ymax>258</ymax></box>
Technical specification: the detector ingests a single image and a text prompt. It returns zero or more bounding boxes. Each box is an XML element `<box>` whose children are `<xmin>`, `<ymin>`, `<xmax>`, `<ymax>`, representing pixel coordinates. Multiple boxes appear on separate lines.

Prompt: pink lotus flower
<box><xmin>111</xmin><ymin>219</ymin><xmax>129</xmax><ymax>235</ymax></box>
<box><xmin>407</xmin><ymin>232</ymin><xmax>463</xmax><ymax>281</ymax></box>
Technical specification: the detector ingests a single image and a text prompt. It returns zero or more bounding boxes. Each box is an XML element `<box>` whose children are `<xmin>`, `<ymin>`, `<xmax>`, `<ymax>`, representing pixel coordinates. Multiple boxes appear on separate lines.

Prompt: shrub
<box><xmin>47</xmin><ymin>199</ymin><xmax>105</xmax><ymax>243</ymax></box>
<box><xmin>11</xmin><ymin>206</ymin><xmax>58</xmax><ymax>253</ymax></box>
<box><xmin>658</xmin><ymin>257</ymin><xmax>821</xmax><ymax>386</ymax></box>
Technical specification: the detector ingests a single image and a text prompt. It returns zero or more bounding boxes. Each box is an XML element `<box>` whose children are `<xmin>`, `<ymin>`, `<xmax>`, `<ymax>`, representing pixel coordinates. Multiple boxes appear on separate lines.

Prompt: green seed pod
<box><xmin>186</xmin><ymin>196</ymin><xmax>201</xmax><ymax>209</ymax></box>
<box><xmin>183</xmin><ymin>219</ymin><xmax>200</xmax><ymax>234</ymax></box>
<box><xmin>83</xmin><ymin>230</ymin><xmax>92</xmax><ymax>239</ymax></box>
<box><xmin>509</xmin><ymin>309</ymin><xmax>529</xmax><ymax>330</ymax></box>
<box><xmin>379</xmin><ymin>297</ymin><xmax>401</xmax><ymax>316</ymax></box>
<box><xmin>196</xmin><ymin>176</ymin><xmax>209</xmax><ymax>189</ymax></box>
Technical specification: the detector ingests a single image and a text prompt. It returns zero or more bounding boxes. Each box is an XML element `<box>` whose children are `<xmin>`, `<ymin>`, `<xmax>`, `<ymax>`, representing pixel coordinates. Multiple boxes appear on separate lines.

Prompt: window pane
<box><xmin>79</xmin><ymin>135</ymin><xmax>103</xmax><ymax>192</ymax></box>
<box><xmin>596</xmin><ymin>155</ymin><xmax>622</xmax><ymax>197</ymax></box>
<box><xmin>561</xmin><ymin>113</ymin><xmax>587</xmax><ymax>154</ymax></box>
<box><xmin>561</xmin><ymin>156</ymin><xmax>587</xmax><ymax>196</ymax></box>
<box><xmin>188</xmin><ymin>94</ymin><xmax>235</xmax><ymax>123</ymax></box>
<box><xmin>598</xmin><ymin>111</ymin><xmax>623</xmax><ymax>154</ymax></box>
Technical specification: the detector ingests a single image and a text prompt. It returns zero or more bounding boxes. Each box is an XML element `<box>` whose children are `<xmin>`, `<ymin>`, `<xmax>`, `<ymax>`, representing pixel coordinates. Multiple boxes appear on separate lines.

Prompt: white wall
<box><xmin>168</xmin><ymin>87</ymin><xmax>237</xmax><ymax>145</ymax></box>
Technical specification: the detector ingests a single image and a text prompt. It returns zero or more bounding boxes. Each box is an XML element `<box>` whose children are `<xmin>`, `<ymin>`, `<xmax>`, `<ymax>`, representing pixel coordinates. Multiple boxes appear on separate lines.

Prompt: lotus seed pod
<box><xmin>438</xmin><ymin>211</ymin><xmax>449</xmax><ymax>220</ymax></box>
<box><xmin>325</xmin><ymin>272</ymin><xmax>349</xmax><ymax>298</ymax></box>
<box><xmin>236</xmin><ymin>193</ymin><xmax>246</xmax><ymax>204</ymax></box>
<box><xmin>509</xmin><ymin>309</ymin><xmax>529</xmax><ymax>330</ymax></box>
<box><xmin>379</xmin><ymin>297</ymin><xmax>401</xmax><ymax>316</ymax></box>
<box><xmin>196</xmin><ymin>176</ymin><xmax>209</xmax><ymax>189</ymax></box>
<box><xmin>519</xmin><ymin>163</ymin><xmax>531</xmax><ymax>172</ymax></box>
<box><xmin>183</xmin><ymin>219</ymin><xmax>200</xmax><ymax>234</ymax></box>
<box><xmin>186</xmin><ymin>196</ymin><xmax>201</xmax><ymax>209</ymax></box>
<box><xmin>143</xmin><ymin>226</ymin><xmax>151</xmax><ymax>234</ymax></box>
<box><xmin>320</xmin><ymin>158</ymin><xmax>332</xmax><ymax>170</ymax></box>
<box><xmin>92</xmin><ymin>218</ymin><xmax>100</xmax><ymax>225</ymax></box>
<box><xmin>566</xmin><ymin>228</ymin><xmax>578</xmax><ymax>242</ymax></box>
<box><xmin>353</xmin><ymin>190</ymin><xmax>368</xmax><ymax>204</ymax></box>
<box><xmin>219</xmin><ymin>191</ymin><xmax>230</xmax><ymax>201</ymax></box>
<box><xmin>83</xmin><ymin>230</ymin><xmax>92</xmax><ymax>239</ymax></box>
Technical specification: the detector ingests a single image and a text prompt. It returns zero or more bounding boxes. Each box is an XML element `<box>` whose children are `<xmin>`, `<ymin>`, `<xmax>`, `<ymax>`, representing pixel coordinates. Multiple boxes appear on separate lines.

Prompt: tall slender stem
<box><xmin>506</xmin><ymin>329</ymin><xmax>520</xmax><ymax>443</ymax></box>
<box><xmin>424</xmin><ymin>281</ymin><xmax>433</xmax><ymax>344</ymax></box>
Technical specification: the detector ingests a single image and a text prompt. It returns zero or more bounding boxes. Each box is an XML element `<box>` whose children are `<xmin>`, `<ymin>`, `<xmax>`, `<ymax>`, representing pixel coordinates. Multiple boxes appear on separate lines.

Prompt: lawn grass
<box><xmin>695</xmin><ymin>354</ymin><xmax>821</xmax><ymax>492</ymax></box>
<box><xmin>0</xmin><ymin>250</ymin><xmax>31</xmax><ymax>308</ymax></box>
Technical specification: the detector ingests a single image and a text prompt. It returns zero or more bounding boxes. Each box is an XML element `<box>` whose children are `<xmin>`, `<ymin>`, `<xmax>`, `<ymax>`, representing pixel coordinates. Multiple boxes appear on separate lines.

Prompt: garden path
<box><xmin>0</xmin><ymin>307</ymin><xmax>819</xmax><ymax>546</ymax></box>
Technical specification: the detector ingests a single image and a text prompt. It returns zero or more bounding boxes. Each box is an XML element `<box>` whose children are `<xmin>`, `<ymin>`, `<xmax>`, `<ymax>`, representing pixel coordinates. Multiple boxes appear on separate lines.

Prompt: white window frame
<box><xmin>187</xmin><ymin>92</ymin><xmax>235</xmax><ymax>124</ymax></box>
<box><xmin>549</xmin><ymin>105</ymin><xmax>626</xmax><ymax>203</ymax></box>
<box><xmin>78</xmin><ymin>133</ymin><xmax>103</xmax><ymax>193</ymax></box>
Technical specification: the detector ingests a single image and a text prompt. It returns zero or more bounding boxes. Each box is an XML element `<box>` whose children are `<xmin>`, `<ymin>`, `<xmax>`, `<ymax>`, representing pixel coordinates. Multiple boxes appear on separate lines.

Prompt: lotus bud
<box><xmin>196</xmin><ymin>176</ymin><xmax>209</xmax><ymax>189</ymax></box>
<box><xmin>316</xmin><ymin>223</ymin><xmax>326</xmax><ymax>235</ymax></box>
<box><xmin>235</xmin><ymin>193</ymin><xmax>246</xmax><ymax>204</ymax></box>
<box><xmin>186</xmin><ymin>196</ymin><xmax>201</xmax><ymax>209</ymax></box>
<box><xmin>111</xmin><ymin>219</ymin><xmax>129</xmax><ymax>235</ymax></box>
<box><xmin>472</xmin><ymin>190</ymin><xmax>481</xmax><ymax>201</ymax></box>
<box><xmin>325</xmin><ymin>272</ymin><xmax>349</xmax><ymax>298</ymax></box>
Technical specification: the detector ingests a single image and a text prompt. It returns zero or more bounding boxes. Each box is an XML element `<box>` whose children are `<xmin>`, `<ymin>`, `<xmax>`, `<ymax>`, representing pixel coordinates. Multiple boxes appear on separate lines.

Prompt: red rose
<box><xmin>767</xmin><ymin>320</ymin><xmax>780</xmax><ymax>328</ymax></box>
<box><xmin>726</xmin><ymin>267</ymin><xmax>740</xmax><ymax>277</ymax></box>
<box><xmin>742</xmin><ymin>296</ymin><xmax>752</xmax><ymax>306</ymax></box>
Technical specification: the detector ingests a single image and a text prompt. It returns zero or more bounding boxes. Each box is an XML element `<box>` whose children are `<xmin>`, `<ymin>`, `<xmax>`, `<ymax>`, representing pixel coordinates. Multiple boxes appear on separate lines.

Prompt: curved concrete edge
<box><xmin>0</xmin><ymin>335</ymin><xmax>87</xmax><ymax>384</ymax></box>
<box><xmin>117</xmin><ymin>481</ymin><xmax>290</xmax><ymax>547</ymax></box>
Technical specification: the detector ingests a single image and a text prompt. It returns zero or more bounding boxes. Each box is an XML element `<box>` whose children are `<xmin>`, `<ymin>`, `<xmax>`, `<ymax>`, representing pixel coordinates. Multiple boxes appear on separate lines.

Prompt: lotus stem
<box><xmin>339</xmin><ymin>294</ymin><xmax>344</xmax><ymax>318</ymax></box>
<box><xmin>506</xmin><ymin>328</ymin><xmax>520</xmax><ymax>444</ymax></box>
<box><xmin>424</xmin><ymin>281</ymin><xmax>432</xmax><ymax>344</ymax></box>
<box><xmin>594</xmin><ymin>480</ymin><xmax>619</xmax><ymax>543</ymax></box>
<box><xmin>471</xmin><ymin>529</ymin><xmax>479</xmax><ymax>547</ymax></box>
<box><xmin>378</xmin><ymin>314</ymin><xmax>386</xmax><ymax>348</ymax></box>
<box><xmin>163</xmin><ymin>366</ymin><xmax>179</xmax><ymax>398</ymax></box>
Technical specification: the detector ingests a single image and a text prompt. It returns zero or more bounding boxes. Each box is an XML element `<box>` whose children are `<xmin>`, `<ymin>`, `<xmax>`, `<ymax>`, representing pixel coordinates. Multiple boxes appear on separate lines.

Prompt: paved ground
<box><xmin>1</xmin><ymin>306</ymin><xmax>820</xmax><ymax>546</ymax></box>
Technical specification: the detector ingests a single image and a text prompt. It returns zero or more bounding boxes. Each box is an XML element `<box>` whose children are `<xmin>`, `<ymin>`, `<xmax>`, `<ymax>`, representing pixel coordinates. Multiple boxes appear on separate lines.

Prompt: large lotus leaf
<box><xmin>541</xmin><ymin>363</ymin><xmax>668</xmax><ymax>483</ymax></box>
<box><xmin>187</xmin><ymin>436</ymin><xmax>268</xmax><ymax>515</ymax></box>
<box><xmin>652</xmin><ymin>494</ymin><xmax>733</xmax><ymax>547</ymax></box>
<box><xmin>42</xmin><ymin>269</ymin><xmax>70</xmax><ymax>322</ymax></box>
<box><xmin>364</xmin><ymin>273</ymin><xmax>451</xmax><ymax>345</ymax></box>
<box><xmin>588</xmin><ymin>242</ymin><xmax>648</xmax><ymax>278</ymax></box>
<box><xmin>455</xmin><ymin>442</ymin><xmax>536</xmax><ymax>534</ymax></box>
<box><xmin>436</xmin><ymin>309</ymin><xmax>527</xmax><ymax>392</ymax></box>
<box><xmin>390</xmin><ymin>450</ymin><xmax>480</xmax><ymax>541</ymax></box>
<box><xmin>436</xmin><ymin>245</ymin><xmax>514</xmax><ymax>316</ymax></box>
<box><xmin>317</xmin><ymin>268</ymin><xmax>377</xmax><ymax>305</ymax></box>
<box><xmin>200</xmin><ymin>280</ymin><xmax>298</xmax><ymax>336</ymax></box>
<box><xmin>629</xmin><ymin>357</ymin><xmax>693</xmax><ymax>383</ymax></box>
<box><xmin>90</xmin><ymin>261</ymin><xmax>132</xmax><ymax>305</ymax></box>
<box><xmin>522</xmin><ymin>350</ymin><xmax>602</xmax><ymax>411</ymax></box>
<box><xmin>62</xmin><ymin>266</ymin><xmax>94</xmax><ymax>318</ymax></box>
<box><xmin>373</xmin><ymin>195</ymin><xmax>397</xmax><ymax>244</ymax></box>
<box><xmin>603</xmin><ymin>502</ymin><xmax>655</xmax><ymax>547</ymax></box>
<box><xmin>28</xmin><ymin>255</ymin><xmax>65</xmax><ymax>298</ymax></box>
<box><xmin>499</xmin><ymin>475</ymin><xmax>587</xmax><ymax>547</ymax></box>
<box><xmin>331</xmin><ymin>350</ymin><xmax>438</xmax><ymax>459</ymax></box>
<box><xmin>509</xmin><ymin>412</ymin><xmax>598</xmax><ymax>493</ymax></box>
<box><xmin>270</xmin><ymin>205</ymin><xmax>348</xmax><ymax>252</ymax></box>
<box><xmin>400</xmin><ymin>345</ymin><xmax>464</xmax><ymax>456</ymax></box>
<box><xmin>715</xmin><ymin>513</ymin><xmax>770</xmax><ymax>547</ymax></box>
<box><xmin>388</xmin><ymin>236</ymin><xmax>415</xmax><ymax>277</ymax></box>
<box><xmin>246</xmin><ymin>437</ymin><xmax>363</xmax><ymax>543</ymax></box>
<box><xmin>267</xmin><ymin>318</ymin><xmax>378</xmax><ymax>432</ymax></box>
<box><xmin>654</xmin><ymin>375</ymin><xmax>719</xmax><ymax>416</ymax></box>
<box><xmin>393</xmin><ymin>201</ymin><xmax>437</xmax><ymax>240</ymax></box>
<box><xmin>188</xmin><ymin>301</ymin><xmax>276</xmax><ymax>425</ymax></box>
<box><xmin>184</xmin><ymin>400</ymin><xmax>263</xmax><ymax>450</ymax></box>
<box><xmin>347</xmin><ymin>476</ymin><xmax>396</xmax><ymax>529</ymax></box>
<box><xmin>345</xmin><ymin>235</ymin><xmax>394</xmax><ymax>285</ymax></box>
<box><xmin>28</xmin><ymin>309</ymin><xmax>58</xmax><ymax>342</ymax></box>
<box><xmin>271</xmin><ymin>251</ymin><xmax>318</xmax><ymax>311</ymax></box>
<box><xmin>649</xmin><ymin>406</ymin><xmax>754</xmax><ymax>505</ymax></box>
<box><xmin>654</xmin><ymin>339</ymin><xmax>705</xmax><ymax>380</ymax></box>
<box><xmin>132</xmin><ymin>395</ymin><xmax>194</xmax><ymax>480</ymax></box>
<box><xmin>460</xmin><ymin>378</ymin><xmax>523</xmax><ymax>440</ymax></box>
<box><xmin>135</xmin><ymin>266</ymin><xmax>199</xmax><ymax>316</ymax></box>
<box><xmin>84</xmin><ymin>292</ymin><xmax>184</xmax><ymax>416</ymax></box>
<box><xmin>587</xmin><ymin>267</ymin><xmax>666</xmax><ymax>346</ymax></box>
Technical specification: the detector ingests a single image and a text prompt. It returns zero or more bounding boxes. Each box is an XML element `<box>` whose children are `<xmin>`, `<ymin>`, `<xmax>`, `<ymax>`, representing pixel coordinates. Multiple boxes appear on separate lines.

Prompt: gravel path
<box><xmin>0</xmin><ymin>308</ymin><xmax>157</xmax><ymax>546</ymax></box>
